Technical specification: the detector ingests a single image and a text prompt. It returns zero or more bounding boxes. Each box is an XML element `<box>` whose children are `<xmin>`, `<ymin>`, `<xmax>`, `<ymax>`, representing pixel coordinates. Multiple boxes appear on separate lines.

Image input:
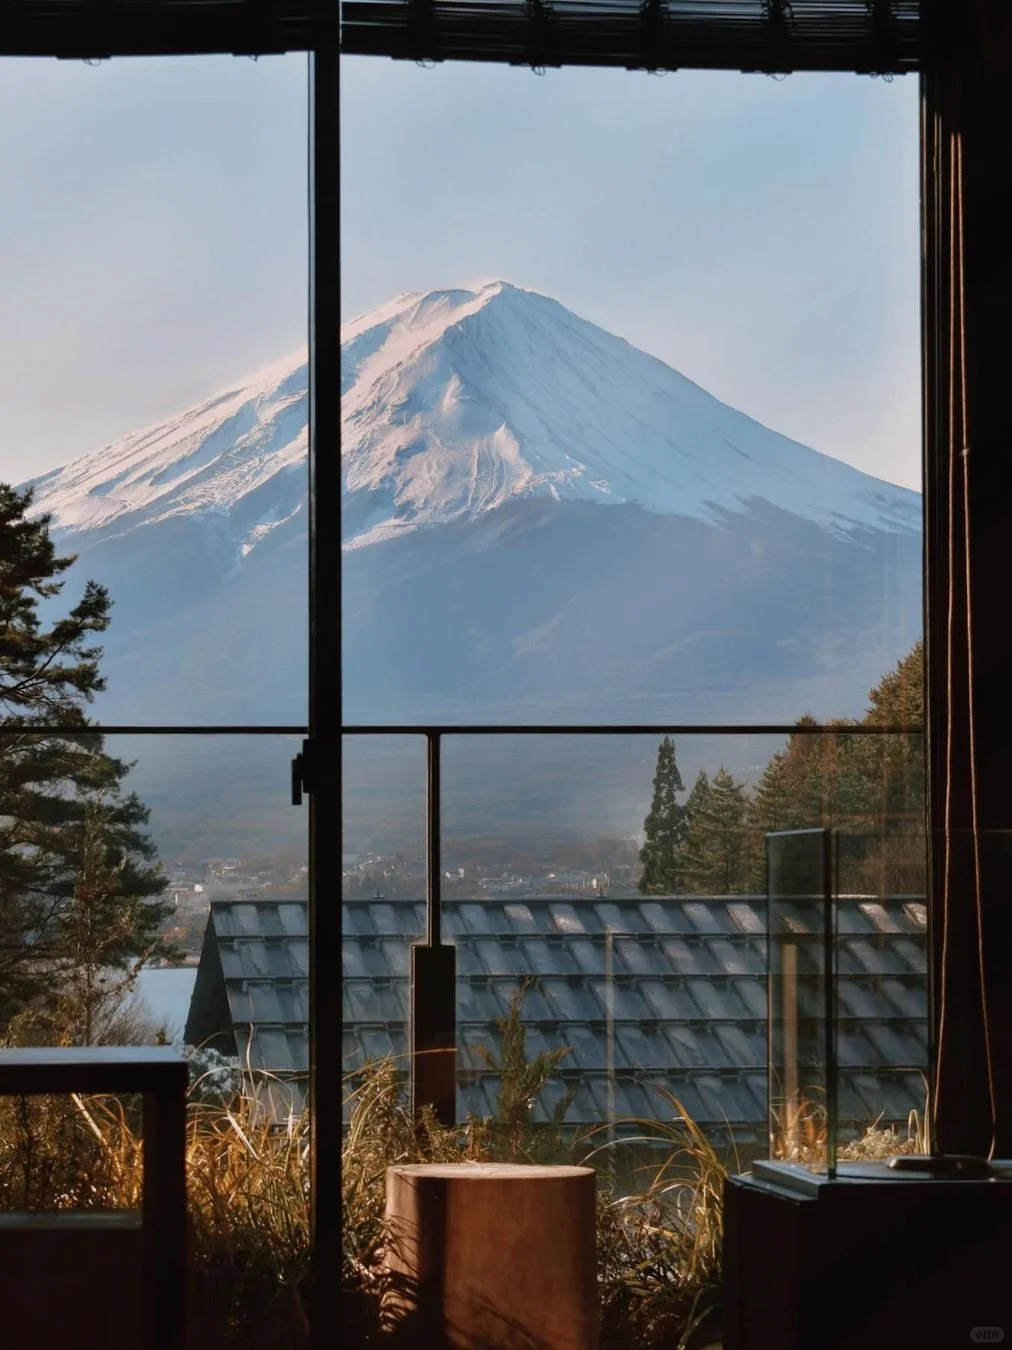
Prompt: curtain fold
<box><xmin>923</xmin><ymin>54</ymin><xmax>1012</xmax><ymax>1159</ymax></box>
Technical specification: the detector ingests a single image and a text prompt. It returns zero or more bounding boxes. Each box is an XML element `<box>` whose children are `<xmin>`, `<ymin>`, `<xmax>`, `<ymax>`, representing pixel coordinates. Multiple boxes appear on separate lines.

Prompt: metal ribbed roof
<box><xmin>185</xmin><ymin>895</ymin><xmax>927</xmax><ymax>1132</ymax></box>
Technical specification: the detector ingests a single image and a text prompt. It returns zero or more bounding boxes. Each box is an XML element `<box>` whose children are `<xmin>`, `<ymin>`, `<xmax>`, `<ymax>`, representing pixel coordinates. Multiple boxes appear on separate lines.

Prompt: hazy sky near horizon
<box><xmin>0</xmin><ymin>55</ymin><xmax>920</xmax><ymax>490</ymax></box>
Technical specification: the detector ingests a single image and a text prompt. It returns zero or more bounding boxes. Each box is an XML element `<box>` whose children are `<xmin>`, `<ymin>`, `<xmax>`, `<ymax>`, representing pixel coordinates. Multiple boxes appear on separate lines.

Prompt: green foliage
<box><xmin>476</xmin><ymin>976</ymin><xmax>576</xmax><ymax>1161</ymax></box>
<box><xmin>679</xmin><ymin>766</ymin><xmax>749</xmax><ymax>895</ymax></box>
<box><xmin>638</xmin><ymin>736</ymin><xmax>687</xmax><ymax>894</ymax></box>
<box><xmin>636</xmin><ymin>644</ymin><xmax>926</xmax><ymax>897</ymax></box>
<box><xmin>0</xmin><ymin>483</ymin><xmax>172</xmax><ymax>1030</ymax></box>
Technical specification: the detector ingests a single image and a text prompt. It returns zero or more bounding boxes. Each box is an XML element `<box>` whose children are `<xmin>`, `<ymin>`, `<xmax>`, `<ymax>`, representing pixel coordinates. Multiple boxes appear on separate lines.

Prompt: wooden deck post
<box><xmin>383</xmin><ymin>1162</ymin><xmax>597</xmax><ymax>1350</ymax></box>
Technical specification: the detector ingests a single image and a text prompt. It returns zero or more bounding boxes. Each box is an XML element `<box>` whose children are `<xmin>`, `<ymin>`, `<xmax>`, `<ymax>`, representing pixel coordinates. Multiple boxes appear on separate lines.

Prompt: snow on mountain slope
<box><xmin>28</xmin><ymin>279</ymin><xmax>918</xmax><ymax>569</ymax></box>
<box><xmin>341</xmin><ymin>280</ymin><xmax>920</xmax><ymax>548</ymax></box>
<box><xmin>27</xmin><ymin>353</ymin><xmax>308</xmax><ymax>557</ymax></box>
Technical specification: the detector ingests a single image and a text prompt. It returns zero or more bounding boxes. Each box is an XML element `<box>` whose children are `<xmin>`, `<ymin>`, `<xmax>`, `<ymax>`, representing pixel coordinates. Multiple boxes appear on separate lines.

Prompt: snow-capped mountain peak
<box><xmin>340</xmin><ymin>281</ymin><xmax>919</xmax><ymax>548</ymax></box>
<box><xmin>26</xmin><ymin>281</ymin><xmax>919</xmax><ymax>569</ymax></box>
<box><xmin>15</xmin><ymin>282</ymin><xmax>922</xmax><ymax>738</ymax></box>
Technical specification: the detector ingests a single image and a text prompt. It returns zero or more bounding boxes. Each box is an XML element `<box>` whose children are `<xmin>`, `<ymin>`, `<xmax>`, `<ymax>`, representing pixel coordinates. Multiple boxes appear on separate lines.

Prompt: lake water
<box><xmin>135</xmin><ymin>965</ymin><xmax>199</xmax><ymax>1042</ymax></box>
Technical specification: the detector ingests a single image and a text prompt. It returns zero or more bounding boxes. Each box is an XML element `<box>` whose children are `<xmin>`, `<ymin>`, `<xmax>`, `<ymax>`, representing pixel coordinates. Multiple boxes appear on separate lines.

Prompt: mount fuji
<box><xmin>22</xmin><ymin>281</ymin><xmax>922</xmax><ymax>850</ymax></box>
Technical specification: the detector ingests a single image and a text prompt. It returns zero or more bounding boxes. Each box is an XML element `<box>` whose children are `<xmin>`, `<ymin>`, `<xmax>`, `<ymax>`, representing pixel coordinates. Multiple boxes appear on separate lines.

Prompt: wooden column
<box><xmin>383</xmin><ymin>1163</ymin><xmax>598</xmax><ymax>1350</ymax></box>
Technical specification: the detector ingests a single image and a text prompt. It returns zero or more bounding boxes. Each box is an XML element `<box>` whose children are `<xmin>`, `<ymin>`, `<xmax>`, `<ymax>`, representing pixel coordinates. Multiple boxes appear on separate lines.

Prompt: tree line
<box><xmin>639</xmin><ymin>643</ymin><xmax>925</xmax><ymax>897</ymax></box>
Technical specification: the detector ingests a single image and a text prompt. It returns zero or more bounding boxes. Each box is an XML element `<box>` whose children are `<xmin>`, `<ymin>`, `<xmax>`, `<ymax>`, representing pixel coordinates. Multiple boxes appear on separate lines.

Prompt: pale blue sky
<box><xmin>0</xmin><ymin>55</ymin><xmax>920</xmax><ymax>490</ymax></box>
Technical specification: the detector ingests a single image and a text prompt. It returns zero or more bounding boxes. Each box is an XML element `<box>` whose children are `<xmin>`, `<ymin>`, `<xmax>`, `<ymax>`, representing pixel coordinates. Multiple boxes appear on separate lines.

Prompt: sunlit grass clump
<box><xmin>0</xmin><ymin>993</ymin><xmax>927</xmax><ymax>1350</ymax></box>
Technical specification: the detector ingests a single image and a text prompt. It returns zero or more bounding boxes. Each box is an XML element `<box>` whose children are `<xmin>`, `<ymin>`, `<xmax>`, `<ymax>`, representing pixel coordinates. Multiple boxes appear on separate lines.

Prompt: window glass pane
<box><xmin>341</xmin><ymin>735</ymin><xmax>425</xmax><ymax>1089</ymax></box>
<box><xmin>0</xmin><ymin>722</ymin><xmax>306</xmax><ymax>1336</ymax></box>
<box><xmin>341</xmin><ymin>60</ymin><xmax>920</xmax><ymax>729</ymax></box>
<box><xmin>432</xmin><ymin>730</ymin><xmax>926</xmax><ymax>1190</ymax></box>
<box><xmin>1</xmin><ymin>56</ymin><xmax>308</xmax><ymax>727</ymax></box>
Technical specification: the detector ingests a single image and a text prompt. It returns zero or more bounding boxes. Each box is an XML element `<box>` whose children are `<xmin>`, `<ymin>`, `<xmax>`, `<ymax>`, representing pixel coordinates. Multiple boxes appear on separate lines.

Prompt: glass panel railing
<box><xmin>341</xmin><ymin>735</ymin><xmax>426</xmax><ymax>1116</ymax></box>
<box><xmin>767</xmin><ymin>827</ymin><xmax>835</xmax><ymax>1175</ymax></box>
<box><xmin>429</xmin><ymin>730</ymin><xmax>926</xmax><ymax>1192</ymax></box>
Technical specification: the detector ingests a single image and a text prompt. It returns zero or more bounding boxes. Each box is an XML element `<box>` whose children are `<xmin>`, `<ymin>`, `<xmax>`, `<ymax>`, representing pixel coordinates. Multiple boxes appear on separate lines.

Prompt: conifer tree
<box><xmin>747</xmin><ymin>751</ymin><xmax>798</xmax><ymax>891</ymax></box>
<box><xmin>677</xmin><ymin>769</ymin><xmax>710</xmax><ymax>892</ymax></box>
<box><xmin>680</xmin><ymin>766</ymin><xmax>749</xmax><ymax>895</ymax></box>
<box><xmin>0</xmin><ymin>483</ymin><xmax>171</xmax><ymax>1030</ymax></box>
<box><xmin>638</xmin><ymin>736</ymin><xmax>687</xmax><ymax>894</ymax></box>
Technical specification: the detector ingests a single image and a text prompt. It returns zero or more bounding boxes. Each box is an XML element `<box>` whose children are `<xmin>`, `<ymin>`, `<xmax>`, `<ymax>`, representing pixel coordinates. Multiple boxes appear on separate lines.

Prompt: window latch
<box><xmin>291</xmin><ymin>739</ymin><xmax>313</xmax><ymax>806</ymax></box>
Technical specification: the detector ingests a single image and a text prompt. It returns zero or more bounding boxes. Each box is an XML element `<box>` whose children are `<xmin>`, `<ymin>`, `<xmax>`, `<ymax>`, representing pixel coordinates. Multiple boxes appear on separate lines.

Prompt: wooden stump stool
<box><xmin>383</xmin><ymin>1162</ymin><xmax>598</xmax><ymax>1350</ymax></box>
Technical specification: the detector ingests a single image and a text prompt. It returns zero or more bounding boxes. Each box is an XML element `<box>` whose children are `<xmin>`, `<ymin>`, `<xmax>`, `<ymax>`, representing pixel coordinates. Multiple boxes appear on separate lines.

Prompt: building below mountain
<box><xmin>184</xmin><ymin>894</ymin><xmax>927</xmax><ymax>1142</ymax></box>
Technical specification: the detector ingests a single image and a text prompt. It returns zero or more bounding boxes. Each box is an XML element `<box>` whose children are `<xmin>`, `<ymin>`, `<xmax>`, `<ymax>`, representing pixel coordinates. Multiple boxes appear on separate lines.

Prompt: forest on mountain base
<box><xmin>639</xmin><ymin>643</ymin><xmax>925</xmax><ymax>898</ymax></box>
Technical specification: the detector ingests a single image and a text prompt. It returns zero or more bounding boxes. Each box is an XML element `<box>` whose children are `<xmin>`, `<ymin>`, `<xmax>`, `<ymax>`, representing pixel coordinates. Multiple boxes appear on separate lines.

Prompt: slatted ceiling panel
<box><xmin>660</xmin><ymin>936</ymin><xmax>704</xmax><ymax>974</ymax></box>
<box><xmin>339</xmin><ymin>0</ymin><xmax>924</xmax><ymax>72</ymax></box>
<box><xmin>202</xmin><ymin>895</ymin><xmax>930</xmax><ymax>1126</ymax></box>
<box><xmin>734</xmin><ymin>977</ymin><xmax>767</xmax><ymax>1017</ymax></box>
<box><xmin>881</xmin><ymin>976</ymin><xmax>924</xmax><ymax>1017</ymax></box>
<box><xmin>277</xmin><ymin>902</ymin><xmax>308</xmax><ymax>936</ymax></box>
<box><xmin>715</xmin><ymin>1022</ymin><xmax>763</xmax><ymax>1065</ymax></box>
<box><xmin>613</xmin><ymin>939</ymin><xmax>661</xmax><ymax>976</ymax></box>
<box><xmin>503</xmin><ymin>901</ymin><xmax>537</xmax><ymax>930</ymax></box>
<box><xmin>0</xmin><ymin>0</ymin><xmax>329</xmax><ymax>57</ymax></box>
<box><xmin>727</xmin><ymin>901</ymin><xmax>764</xmax><ymax>934</ymax></box>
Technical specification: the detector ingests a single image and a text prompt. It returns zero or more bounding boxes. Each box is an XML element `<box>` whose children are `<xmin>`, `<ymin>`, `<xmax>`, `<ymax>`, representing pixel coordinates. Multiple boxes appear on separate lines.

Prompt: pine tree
<box><xmin>680</xmin><ymin>766</ymin><xmax>749</xmax><ymax>895</ymax></box>
<box><xmin>747</xmin><ymin>751</ymin><xmax>797</xmax><ymax>891</ymax></box>
<box><xmin>677</xmin><ymin>769</ymin><xmax>710</xmax><ymax>893</ymax></box>
<box><xmin>0</xmin><ymin>484</ymin><xmax>172</xmax><ymax>1030</ymax></box>
<box><xmin>638</xmin><ymin>736</ymin><xmax>687</xmax><ymax>894</ymax></box>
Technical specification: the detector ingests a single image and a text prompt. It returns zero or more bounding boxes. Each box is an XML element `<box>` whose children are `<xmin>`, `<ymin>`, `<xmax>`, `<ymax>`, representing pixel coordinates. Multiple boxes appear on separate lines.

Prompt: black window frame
<box><xmin>1</xmin><ymin>7</ymin><xmax>958</xmax><ymax>1343</ymax></box>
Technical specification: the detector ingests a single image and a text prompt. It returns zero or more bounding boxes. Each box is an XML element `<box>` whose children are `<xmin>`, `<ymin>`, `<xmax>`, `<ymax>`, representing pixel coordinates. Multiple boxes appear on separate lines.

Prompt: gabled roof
<box><xmin>186</xmin><ymin>894</ymin><xmax>928</xmax><ymax>1138</ymax></box>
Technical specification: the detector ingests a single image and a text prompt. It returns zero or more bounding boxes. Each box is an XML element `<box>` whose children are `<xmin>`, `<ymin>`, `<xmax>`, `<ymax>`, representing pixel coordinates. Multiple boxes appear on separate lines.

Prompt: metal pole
<box><xmin>307</xmin><ymin>37</ymin><xmax>342</xmax><ymax>1350</ymax></box>
<box><xmin>411</xmin><ymin>733</ymin><xmax>456</xmax><ymax>1125</ymax></box>
<box><xmin>427</xmin><ymin>732</ymin><xmax>442</xmax><ymax>947</ymax></box>
<box><xmin>823</xmin><ymin>827</ymin><xmax>836</xmax><ymax>1179</ymax></box>
<box><xmin>605</xmin><ymin>926</ymin><xmax>616</xmax><ymax>1147</ymax></box>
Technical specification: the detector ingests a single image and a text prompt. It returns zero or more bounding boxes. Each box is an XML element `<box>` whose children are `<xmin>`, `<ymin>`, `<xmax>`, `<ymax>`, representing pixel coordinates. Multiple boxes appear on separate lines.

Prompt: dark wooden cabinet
<box><xmin>724</xmin><ymin>1161</ymin><xmax>1012</xmax><ymax>1349</ymax></box>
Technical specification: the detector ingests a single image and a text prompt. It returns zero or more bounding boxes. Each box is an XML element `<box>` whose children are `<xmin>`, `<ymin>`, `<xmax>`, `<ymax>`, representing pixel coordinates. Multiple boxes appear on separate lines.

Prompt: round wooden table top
<box><xmin>388</xmin><ymin>1162</ymin><xmax>594</xmax><ymax>1180</ymax></box>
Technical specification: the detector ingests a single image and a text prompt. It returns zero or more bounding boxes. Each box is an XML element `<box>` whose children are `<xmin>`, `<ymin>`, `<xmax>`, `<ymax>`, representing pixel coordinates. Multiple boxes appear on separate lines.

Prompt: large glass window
<box><xmin>340</xmin><ymin>61</ymin><xmax>921</xmax><ymax>728</ymax></box>
<box><xmin>339</xmin><ymin>55</ymin><xmax>925</xmax><ymax>1345</ymax></box>
<box><xmin>0</xmin><ymin>52</ymin><xmax>310</xmax><ymax>1348</ymax></box>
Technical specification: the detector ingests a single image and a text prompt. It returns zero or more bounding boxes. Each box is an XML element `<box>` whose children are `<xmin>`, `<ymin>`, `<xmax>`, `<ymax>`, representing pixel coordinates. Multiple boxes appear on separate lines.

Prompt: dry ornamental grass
<box><xmin>0</xmin><ymin>1016</ymin><xmax>929</xmax><ymax>1350</ymax></box>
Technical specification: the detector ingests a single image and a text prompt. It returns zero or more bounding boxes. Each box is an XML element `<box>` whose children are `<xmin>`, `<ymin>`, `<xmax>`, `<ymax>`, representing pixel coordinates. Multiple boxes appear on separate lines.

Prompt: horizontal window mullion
<box><xmin>339</xmin><ymin>723</ymin><xmax>924</xmax><ymax>736</ymax></box>
<box><xmin>0</xmin><ymin>725</ymin><xmax>307</xmax><ymax>735</ymax></box>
